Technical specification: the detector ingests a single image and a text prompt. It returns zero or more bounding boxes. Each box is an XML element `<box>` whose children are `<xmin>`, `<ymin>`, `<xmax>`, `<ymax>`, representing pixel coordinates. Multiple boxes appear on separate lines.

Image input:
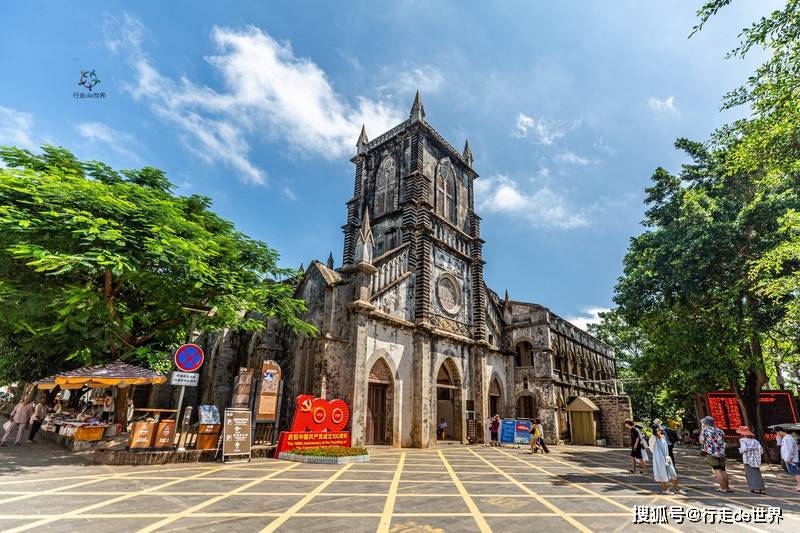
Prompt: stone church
<box><xmin>200</xmin><ymin>93</ymin><xmax>624</xmax><ymax>447</ymax></box>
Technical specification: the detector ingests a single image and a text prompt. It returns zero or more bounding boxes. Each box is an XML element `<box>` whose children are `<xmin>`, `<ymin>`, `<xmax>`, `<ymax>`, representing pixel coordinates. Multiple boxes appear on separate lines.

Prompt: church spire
<box><xmin>354</xmin><ymin>210</ymin><xmax>375</xmax><ymax>264</ymax></box>
<box><xmin>356</xmin><ymin>124</ymin><xmax>368</xmax><ymax>154</ymax></box>
<box><xmin>463</xmin><ymin>139</ymin><xmax>473</xmax><ymax>167</ymax></box>
<box><xmin>410</xmin><ymin>90</ymin><xmax>425</xmax><ymax>122</ymax></box>
<box><xmin>326</xmin><ymin>252</ymin><xmax>334</xmax><ymax>269</ymax></box>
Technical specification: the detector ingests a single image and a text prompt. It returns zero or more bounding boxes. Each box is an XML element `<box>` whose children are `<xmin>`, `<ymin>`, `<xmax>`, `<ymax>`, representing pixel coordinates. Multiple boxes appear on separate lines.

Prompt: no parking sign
<box><xmin>174</xmin><ymin>343</ymin><xmax>204</xmax><ymax>372</ymax></box>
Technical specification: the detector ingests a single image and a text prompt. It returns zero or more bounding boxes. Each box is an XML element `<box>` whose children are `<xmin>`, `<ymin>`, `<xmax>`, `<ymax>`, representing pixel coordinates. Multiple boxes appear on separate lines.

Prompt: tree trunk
<box><xmin>114</xmin><ymin>386</ymin><xmax>129</xmax><ymax>432</ymax></box>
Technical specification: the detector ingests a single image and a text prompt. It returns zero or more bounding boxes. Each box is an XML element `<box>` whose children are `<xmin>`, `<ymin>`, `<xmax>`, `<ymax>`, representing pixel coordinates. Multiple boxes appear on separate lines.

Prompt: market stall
<box><xmin>32</xmin><ymin>361</ymin><xmax>167</xmax><ymax>449</ymax></box>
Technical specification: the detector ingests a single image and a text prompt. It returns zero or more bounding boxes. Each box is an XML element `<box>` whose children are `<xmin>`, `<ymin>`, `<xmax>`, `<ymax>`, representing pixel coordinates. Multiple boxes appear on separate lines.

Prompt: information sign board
<box><xmin>223</xmin><ymin>408</ymin><xmax>252</xmax><ymax>461</ymax></box>
<box><xmin>170</xmin><ymin>371</ymin><xmax>199</xmax><ymax>387</ymax></box>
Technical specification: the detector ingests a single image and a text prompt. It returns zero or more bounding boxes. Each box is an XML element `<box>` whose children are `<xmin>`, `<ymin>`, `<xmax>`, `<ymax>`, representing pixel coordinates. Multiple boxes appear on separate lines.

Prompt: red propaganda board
<box><xmin>705</xmin><ymin>391</ymin><xmax>798</xmax><ymax>441</ymax></box>
<box><xmin>275</xmin><ymin>395</ymin><xmax>351</xmax><ymax>456</ymax></box>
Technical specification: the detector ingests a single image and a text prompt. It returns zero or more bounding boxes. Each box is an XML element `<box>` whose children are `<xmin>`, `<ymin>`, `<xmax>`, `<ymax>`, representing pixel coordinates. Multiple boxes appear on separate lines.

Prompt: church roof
<box><xmin>309</xmin><ymin>260</ymin><xmax>342</xmax><ymax>286</ymax></box>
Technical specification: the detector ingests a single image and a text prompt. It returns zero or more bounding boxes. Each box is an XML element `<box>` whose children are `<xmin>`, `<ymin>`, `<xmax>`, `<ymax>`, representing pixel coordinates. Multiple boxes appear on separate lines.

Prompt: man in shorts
<box><xmin>700</xmin><ymin>416</ymin><xmax>732</xmax><ymax>492</ymax></box>
<box><xmin>775</xmin><ymin>426</ymin><xmax>800</xmax><ymax>492</ymax></box>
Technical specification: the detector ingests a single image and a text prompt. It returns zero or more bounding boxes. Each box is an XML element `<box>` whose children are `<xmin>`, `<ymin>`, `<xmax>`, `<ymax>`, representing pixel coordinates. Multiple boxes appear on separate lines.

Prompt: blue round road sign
<box><xmin>174</xmin><ymin>343</ymin><xmax>204</xmax><ymax>372</ymax></box>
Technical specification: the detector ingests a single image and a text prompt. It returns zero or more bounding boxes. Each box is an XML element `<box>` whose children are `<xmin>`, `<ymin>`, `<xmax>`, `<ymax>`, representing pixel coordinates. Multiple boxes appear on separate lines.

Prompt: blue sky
<box><xmin>0</xmin><ymin>1</ymin><xmax>779</xmax><ymax>328</ymax></box>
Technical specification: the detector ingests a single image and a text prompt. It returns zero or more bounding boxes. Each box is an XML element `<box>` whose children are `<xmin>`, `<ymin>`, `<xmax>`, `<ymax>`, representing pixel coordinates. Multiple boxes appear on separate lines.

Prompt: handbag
<box><xmin>2</xmin><ymin>420</ymin><xmax>10</xmax><ymax>432</ymax></box>
<box><xmin>642</xmin><ymin>447</ymin><xmax>649</xmax><ymax>463</ymax></box>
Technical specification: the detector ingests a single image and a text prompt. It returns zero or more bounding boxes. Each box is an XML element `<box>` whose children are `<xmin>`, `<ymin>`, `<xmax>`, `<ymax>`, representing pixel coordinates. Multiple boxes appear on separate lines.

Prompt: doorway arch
<box><xmin>489</xmin><ymin>376</ymin><xmax>502</xmax><ymax>418</ymax></box>
<box><xmin>366</xmin><ymin>358</ymin><xmax>393</xmax><ymax>445</ymax></box>
<box><xmin>516</xmin><ymin>392</ymin><xmax>538</xmax><ymax>420</ymax></box>
<box><xmin>435</xmin><ymin>358</ymin><xmax>462</xmax><ymax>442</ymax></box>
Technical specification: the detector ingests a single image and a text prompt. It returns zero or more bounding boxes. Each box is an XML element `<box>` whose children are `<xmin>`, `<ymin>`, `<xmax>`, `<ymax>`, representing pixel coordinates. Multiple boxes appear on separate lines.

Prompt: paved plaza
<box><xmin>0</xmin><ymin>443</ymin><xmax>798</xmax><ymax>532</ymax></box>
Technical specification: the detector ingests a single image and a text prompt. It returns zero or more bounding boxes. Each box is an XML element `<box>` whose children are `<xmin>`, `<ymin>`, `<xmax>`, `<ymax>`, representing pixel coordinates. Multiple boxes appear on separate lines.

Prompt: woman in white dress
<box><xmin>736</xmin><ymin>425</ymin><xmax>765</xmax><ymax>494</ymax></box>
<box><xmin>649</xmin><ymin>425</ymin><xmax>687</xmax><ymax>495</ymax></box>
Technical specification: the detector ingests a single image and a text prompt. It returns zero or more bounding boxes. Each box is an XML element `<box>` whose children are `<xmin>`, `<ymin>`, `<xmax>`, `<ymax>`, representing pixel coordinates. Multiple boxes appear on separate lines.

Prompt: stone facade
<box><xmin>206</xmin><ymin>94</ymin><xmax>619</xmax><ymax>447</ymax></box>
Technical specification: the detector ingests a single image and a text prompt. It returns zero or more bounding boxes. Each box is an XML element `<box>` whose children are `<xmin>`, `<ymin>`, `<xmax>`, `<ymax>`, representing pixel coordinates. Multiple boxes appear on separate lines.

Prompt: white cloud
<box><xmin>107</xmin><ymin>15</ymin><xmax>404</xmax><ymax>185</ymax></box>
<box><xmin>395</xmin><ymin>65</ymin><xmax>444</xmax><ymax>94</ymax></box>
<box><xmin>512</xmin><ymin>112</ymin><xmax>564</xmax><ymax>145</ymax></box>
<box><xmin>647</xmin><ymin>96</ymin><xmax>676</xmax><ymax>113</ymax></box>
<box><xmin>474</xmin><ymin>174</ymin><xmax>589</xmax><ymax>229</ymax></box>
<box><xmin>0</xmin><ymin>106</ymin><xmax>36</xmax><ymax>150</ymax></box>
<box><xmin>565</xmin><ymin>306</ymin><xmax>610</xmax><ymax>331</ymax></box>
<box><xmin>76</xmin><ymin>121</ymin><xmax>141</xmax><ymax>162</ymax></box>
<box><xmin>556</xmin><ymin>150</ymin><xmax>591</xmax><ymax>165</ymax></box>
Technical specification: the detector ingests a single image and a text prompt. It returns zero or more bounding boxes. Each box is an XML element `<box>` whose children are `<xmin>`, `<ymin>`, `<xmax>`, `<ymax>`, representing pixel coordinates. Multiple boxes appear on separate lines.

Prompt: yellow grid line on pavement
<box><xmin>468</xmin><ymin>448</ymin><xmax>590</xmax><ymax>532</ymax></box>
<box><xmin>3</xmin><ymin>463</ymin><xmax>232</xmax><ymax>533</ymax></box>
<box><xmin>377</xmin><ymin>451</ymin><xmax>405</xmax><ymax>533</ymax></box>
<box><xmin>135</xmin><ymin>461</ymin><xmax>299</xmax><ymax>532</ymax></box>
<box><xmin>493</xmin><ymin>448</ymin><xmax>688</xmax><ymax>533</ymax></box>
<box><xmin>437</xmin><ymin>449</ymin><xmax>492</xmax><ymax>532</ymax></box>
<box><xmin>259</xmin><ymin>462</ymin><xmax>354</xmax><ymax>533</ymax></box>
<box><xmin>564</xmin><ymin>450</ymin><xmax>799</xmax><ymax>525</ymax></box>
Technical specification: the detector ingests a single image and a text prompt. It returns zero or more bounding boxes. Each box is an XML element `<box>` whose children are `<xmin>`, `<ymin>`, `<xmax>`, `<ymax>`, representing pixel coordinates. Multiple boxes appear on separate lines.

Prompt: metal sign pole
<box><xmin>175</xmin><ymin>384</ymin><xmax>186</xmax><ymax>440</ymax></box>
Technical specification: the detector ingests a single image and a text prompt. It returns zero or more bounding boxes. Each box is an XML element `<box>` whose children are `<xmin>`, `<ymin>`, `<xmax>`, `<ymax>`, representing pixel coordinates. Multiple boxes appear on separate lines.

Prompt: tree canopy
<box><xmin>597</xmin><ymin>1</ymin><xmax>800</xmax><ymax>430</ymax></box>
<box><xmin>0</xmin><ymin>145</ymin><xmax>316</xmax><ymax>383</ymax></box>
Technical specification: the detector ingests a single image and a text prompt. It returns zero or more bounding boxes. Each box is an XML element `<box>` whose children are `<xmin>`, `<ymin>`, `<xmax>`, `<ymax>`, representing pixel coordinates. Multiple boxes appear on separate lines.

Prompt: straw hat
<box><xmin>735</xmin><ymin>425</ymin><xmax>754</xmax><ymax>437</ymax></box>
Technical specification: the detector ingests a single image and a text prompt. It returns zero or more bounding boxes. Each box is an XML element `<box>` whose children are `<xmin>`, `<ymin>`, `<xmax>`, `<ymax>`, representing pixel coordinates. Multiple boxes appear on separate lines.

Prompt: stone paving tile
<box><xmin>240</xmin><ymin>479</ymin><xmax>325</xmax><ymax>494</ymax></box>
<box><xmin>389</xmin><ymin>515</ymin><xmax>479</xmax><ymax>532</ymax></box>
<box><xmin>462</xmin><ymin>481</ymin><xmax>527</xmax><ymax>495</ymax></box>
<box><xmin>397</xmin><ymin>481</ymin><xmax>460</xmax><ymax>494</ymax></box>
<box><xmin>200</xmin><ymin>494</ymin><xmax>305</xmax><ymax>514</ymax></box>
<box><xmin>324</xmin><ymin>480</ymin><xmax>392</xmax><ymax>493</ymax></box>
<box><xmin>473</xmin><ymin>494</ymin><xmax>551</xmax><ymax>514</ymax></box>
<box><xmin>338</xmin><ymin>469</ymin><xmax>398</xmax><ymax>481</ymax></box>
<box><xmin>519</xmin><ymin>482</ymin><xmax>591</xmax><ymax>496</ymax></box>
<box><xmin>485</xmin><ymin>516</ymin><xmax>573</xmax><ymax>531</ymax></box>
<box><xmin>400</xmin><ymin>471</ymin><xmax>453</xmax><ymax>482</ymax></box>
<box><xmin>302</xmin><ymin>493</ymin><xmax>388</xmax><ymax>514</ymax></box>
<box><xmin>391</xmin><ymin>494</ymin><xmax>468</xmax><ymax>514</ymax></box>
<box><xmin>91</xmin><ymin>494</ymin><xmax>214</xmax><ymax>514</ymax></box>
<box><xmin>159</xmin><ymin>478</ymin><xmax>253</xmax><ymax>492</ymax></box>
<box><xmin>282</xmin><ymin>515</ymin><xmax>381</xmax><ymax>532</ymax></box>
<box><xmin>159</xmin><ymin>515</ymin><xmax>275</xmax><ymax>532</ymax></box>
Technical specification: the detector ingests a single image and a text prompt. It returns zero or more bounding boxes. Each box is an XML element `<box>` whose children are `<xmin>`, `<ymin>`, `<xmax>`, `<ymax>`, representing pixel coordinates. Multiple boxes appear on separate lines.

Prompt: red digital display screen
<box><xmin>705</xmin><ymin>391</ymin><xmax>797</xmax><ymax>440</ymax></box>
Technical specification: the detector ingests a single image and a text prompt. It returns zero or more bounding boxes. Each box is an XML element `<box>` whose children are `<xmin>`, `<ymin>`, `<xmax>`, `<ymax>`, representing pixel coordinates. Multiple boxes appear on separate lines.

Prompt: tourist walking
<box><xmin>27</xmin><ymin>396</ymin><xmax>49</xmax><ymax>443</ymax></box>
<box><xmin>736</xmin><ymin>426</ymin><xmax>765</xmax><ymax>494</ymax></box>
<box><xmin>775</xmin><ymin>426</ymin><xmax>800</xmax><ymax>492</ymax></box>
<box><xmin>1</xmin><ymin>395</ymin><xmax>35</xmax><ymax>447</ymax></box>
<box><xmin>490</xmin><ymin>415</ymin><xmax>500</xmax><ymax>446</ymax></box>
<box><xmin>700</xmin><ymin>416</ymin><xmax>732</xmax><ymax>492</ymax></box>
<box><xmin>530</xmin><ymin>421</ymin><xmax>542</xmax><ymax>454</ymax></box>
<box><xmin>534</xmin><ymin>418</ymin><xmax>550</xmax><ymax>453</ymax></box>
<box><xmin>649</xmin><ymin>425</ymin><xmax>687</xmax><ymax>495</ymax></box>
<box><xmin>625</xmin><ymin>419</ymin><xmax>645</xmax><ymax>474</ymax></box>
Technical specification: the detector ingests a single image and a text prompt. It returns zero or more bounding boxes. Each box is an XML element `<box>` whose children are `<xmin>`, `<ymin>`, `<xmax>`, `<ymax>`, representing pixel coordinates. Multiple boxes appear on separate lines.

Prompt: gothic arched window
<box><xmin>435</xmin><ymin>159</ymin><xmax>456</xmax><ymax>222</ymax></box>
<box><xmin>375</xmin><ymin>156</ymin><xmax>396</xmax><ymax>218</ymax></box>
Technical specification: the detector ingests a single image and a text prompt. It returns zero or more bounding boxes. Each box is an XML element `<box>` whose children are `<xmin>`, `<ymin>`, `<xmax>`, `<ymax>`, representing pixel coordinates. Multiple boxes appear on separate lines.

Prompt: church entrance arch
<box><xmin>489</xmin><ymin>377</ymin><xmax>502</xmax><ymax>418</ymax></box>
<box><xmin>435</xmin><ymin>359</ymin><xmax>462</xmax><ymax>441</ymax></box>
<box><xmin>516</xmin><ymin>393</ymin><xmax>538</xmax><ymax>419</ymax></box>
<box><xmin>366</xmin><ymin>358</ymin><xmax>393</xmax><ymax>445</ymax></box>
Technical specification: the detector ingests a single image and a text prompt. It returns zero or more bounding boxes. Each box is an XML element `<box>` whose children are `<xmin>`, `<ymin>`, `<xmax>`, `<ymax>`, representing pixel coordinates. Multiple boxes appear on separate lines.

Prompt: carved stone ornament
<box><xmin>436</xmin><ymin>273</ymin><xmax>462</xmax><ymax>316</ymax></box>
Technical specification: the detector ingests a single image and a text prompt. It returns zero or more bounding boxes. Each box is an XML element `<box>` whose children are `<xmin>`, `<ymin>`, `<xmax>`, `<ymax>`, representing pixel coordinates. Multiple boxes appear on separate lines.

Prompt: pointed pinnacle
<box><xmin>326</xmin><ymin>252</ymin><xmax>334</xmax><ymax>269</ymax></box>
<box><xmin>410</xmin><ymin>90</ymin><xmax>425</xmax><ymax>121</ymax></box>
<box><xmin>463</xmin><ymin>139</ymin><xmax>473</xmax><ymax>166</ymax></box>
<box><xmin>357</xmin><ymin>124</ymin><xmax>368</xmax><ymax>145</ymax></box>
<box><xmin>504</xmin><ymin>289</ymin><xmax>509</xmax><ymax>303</ymax></box>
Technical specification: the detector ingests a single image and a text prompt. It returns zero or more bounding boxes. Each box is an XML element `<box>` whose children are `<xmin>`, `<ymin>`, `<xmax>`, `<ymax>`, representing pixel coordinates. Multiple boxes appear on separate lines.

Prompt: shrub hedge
<box><xmin>294</xmin><ymin>446</ymin><xmax>368</xmax><ymax>457</ymax></box>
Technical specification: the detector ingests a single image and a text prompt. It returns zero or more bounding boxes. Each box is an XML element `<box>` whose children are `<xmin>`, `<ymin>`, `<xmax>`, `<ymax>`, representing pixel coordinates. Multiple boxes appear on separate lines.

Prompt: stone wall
<box><xmin>588</xmin><ymin>395</ymin><xmax>633</xmax><ymax>447</ymax></box>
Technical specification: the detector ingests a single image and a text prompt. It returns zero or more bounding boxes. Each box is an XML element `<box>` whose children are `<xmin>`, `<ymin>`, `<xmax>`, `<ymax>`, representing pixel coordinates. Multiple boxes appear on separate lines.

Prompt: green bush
<box><xmin>294</xmin><ymin>446</ymin><xmax>368</xmax><ymax>457</ymax></box>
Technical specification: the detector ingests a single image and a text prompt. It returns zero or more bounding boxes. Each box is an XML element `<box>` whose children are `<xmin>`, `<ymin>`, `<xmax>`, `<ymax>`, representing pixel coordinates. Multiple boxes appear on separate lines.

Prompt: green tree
<box><xmin>0</xmin><ymin>145</ymin><xmax>316</xmax><ymax>386</ymax></box>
